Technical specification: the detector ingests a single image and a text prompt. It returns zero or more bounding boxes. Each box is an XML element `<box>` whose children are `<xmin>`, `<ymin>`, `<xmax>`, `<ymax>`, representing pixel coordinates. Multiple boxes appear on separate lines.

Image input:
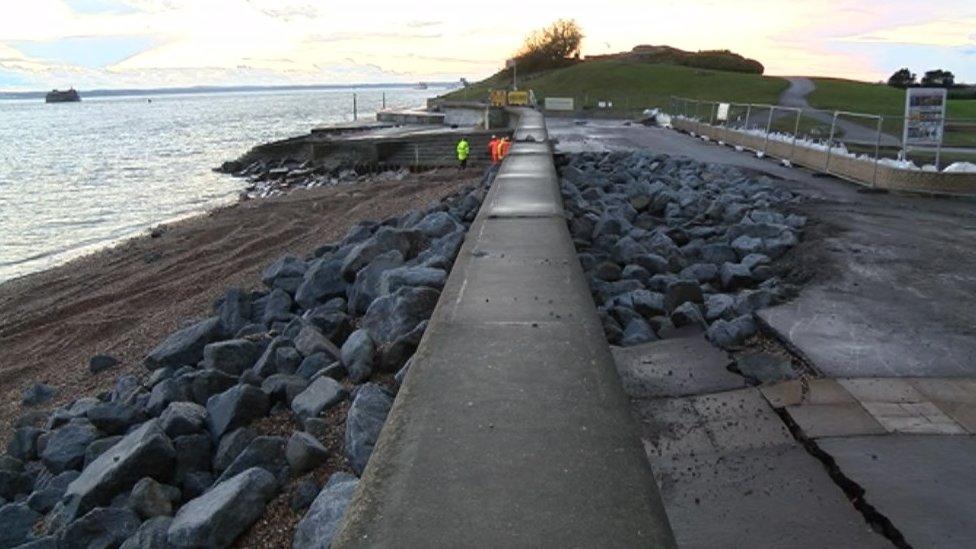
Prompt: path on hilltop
<box><xmin>778</xmin><ymin>77</ymin><xmax>900</xmax><ymax>146</ymax></box>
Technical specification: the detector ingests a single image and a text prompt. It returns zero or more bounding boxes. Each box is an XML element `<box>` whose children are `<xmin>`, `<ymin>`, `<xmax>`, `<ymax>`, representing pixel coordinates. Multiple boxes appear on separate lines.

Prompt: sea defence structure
<box><xmin>333</xmin><ymin>108</ymin><xmax>677</xmax><ymax>547</ymax></box>
<box><xmin>670</xmin><ymin>116</ymin><xmax>976</xmax><ymax>196</ymax></box>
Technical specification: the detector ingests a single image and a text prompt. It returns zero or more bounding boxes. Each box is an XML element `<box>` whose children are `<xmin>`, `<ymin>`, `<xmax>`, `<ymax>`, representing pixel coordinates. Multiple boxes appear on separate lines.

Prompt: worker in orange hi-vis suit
<box><xmin>498</xmin><ymin>137</ymin><xmax>511</xmax><ymax>160</ymax></box>
<box><xmin>488</xmin><ymin>135</ymin><xmax>499</xmax><ymax>164</ymax></box>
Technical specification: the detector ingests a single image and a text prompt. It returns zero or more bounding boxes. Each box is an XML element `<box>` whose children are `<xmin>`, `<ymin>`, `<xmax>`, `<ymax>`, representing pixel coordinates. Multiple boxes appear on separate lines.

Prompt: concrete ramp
<box><xmin>333</xmin><ymin>109</ymin><xmax>676</xmax><ymax>548</ymax></box>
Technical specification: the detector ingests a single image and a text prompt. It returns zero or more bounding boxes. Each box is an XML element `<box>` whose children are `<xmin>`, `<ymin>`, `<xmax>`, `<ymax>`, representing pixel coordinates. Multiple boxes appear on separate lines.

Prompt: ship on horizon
<box><xmin>45</xmin><ymin>88</ymin><xmax>81</xmax><ymax>103</ymax></box>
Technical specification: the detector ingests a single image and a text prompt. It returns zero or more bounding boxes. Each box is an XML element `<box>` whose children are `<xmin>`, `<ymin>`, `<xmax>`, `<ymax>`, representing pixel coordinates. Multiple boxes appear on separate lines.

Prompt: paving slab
<box><xmin>611</xmin><ymin>331</ymin><xmax>746</xmax><ymax>399</ymax></box>
<box><xmin>785</xmin><ymin>403</ymin><xmax>887</xmax><ymax>438</ymax></box>
<box><xmin>859</xmin><ymin>401</ymin><xmax>966</xmax><ymax>435</ymax></box>
<box><xmin>760</xmin><ymin>378</ymin><xmax>857</xmax><ymax>408</ymax></box>
<box><xmin>653</xmin><ymin>446</ymin><xmax>890</xmax><ymax>549</ymax></box>
<box><xmin>635</xmin><ymin>388</ymin><xmax>889</xmax><ymax>548</ymax></box>
<box><xmin>818</xmin><ymin>435</ymin><xmax>976</xmax><ymax>548</ymax></box>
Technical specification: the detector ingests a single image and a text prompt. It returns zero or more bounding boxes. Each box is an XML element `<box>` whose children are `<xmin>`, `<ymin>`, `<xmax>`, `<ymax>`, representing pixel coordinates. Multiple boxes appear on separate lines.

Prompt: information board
<box><xmin>903</xmin><ymin>88</ymin><xmax>947</xmax><ymax>147</ymax></box>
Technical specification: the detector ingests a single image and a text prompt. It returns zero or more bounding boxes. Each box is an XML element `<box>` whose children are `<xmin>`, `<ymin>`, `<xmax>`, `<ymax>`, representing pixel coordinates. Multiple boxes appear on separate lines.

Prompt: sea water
<box><xmin>0</xmin><ymin>87</ymin><xmax>437</xmax><ymax>283</ymax></box>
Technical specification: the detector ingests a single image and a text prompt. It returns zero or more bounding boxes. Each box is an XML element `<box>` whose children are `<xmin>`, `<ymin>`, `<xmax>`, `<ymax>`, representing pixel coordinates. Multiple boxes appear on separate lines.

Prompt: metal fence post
<box><xmin>763</xmin><ymin>106</ymin><xmax>774</xmax><ymax>155</ymax></box>
<box><xmin>873</xmin><ymin>116</ymin><xmax>883</xmax><ymax>187</ymax></box>
<box><xmin>709</xmin><ymin>102</ymin><xmax>716</xmax><ymax>126</ymax></box>
<box><xmin>791</xmin><ymin>109</ymin><xmax>801</xmax><ymax>162</ymax></box>
<box><xmin>744</xmin><ymin>104</ymin><xmax>752</xmax><ymax>131</ymax></box>
<box><xmin>825</xmin><ymin>111</ymin><xmax>838</xmax><ymax>173</ymax></box>
<box><xmin>353</xmin><ymin>93</ymin><xmax>358</xmax><ymax>121</ymax></box>
<box><xmin>935</xmin><ymin>117</ymin><xmax>944</xmax><ymax>171</ymax></box>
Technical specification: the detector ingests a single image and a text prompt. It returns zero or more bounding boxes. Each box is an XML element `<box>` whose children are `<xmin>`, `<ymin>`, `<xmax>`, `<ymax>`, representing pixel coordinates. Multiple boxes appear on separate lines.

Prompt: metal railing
<box><xmin>668</xmin><ymin>97</ymin><xmax>976</xmax><ymax>183</ymax></box>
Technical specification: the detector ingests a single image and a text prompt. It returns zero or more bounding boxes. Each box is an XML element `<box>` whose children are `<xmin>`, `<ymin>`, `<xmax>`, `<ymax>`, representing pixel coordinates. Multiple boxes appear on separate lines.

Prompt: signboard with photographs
<box><xmin>716</xmin><ymin>103</ymin><xmax>730</xmax><ymax>122</ymax></box>
<box><xmin>903</xmin><ymin>88</ymin><xmax>947</xmax><ymax>147</ymax></box>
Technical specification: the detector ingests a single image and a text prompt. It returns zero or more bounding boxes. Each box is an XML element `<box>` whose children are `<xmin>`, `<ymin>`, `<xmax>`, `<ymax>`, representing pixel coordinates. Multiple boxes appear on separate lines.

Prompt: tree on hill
<box><xmin>887</xmin><ymin>68</ymin><xmax>916</xmax><ymax>88</ymax></box>
<box><xmin>513</xmin><ymin>19</ymin><xmax>584</xmax><ymax>73</ymax></box>
<box><xmin>921</xmin><ymin>69</ymin><xmax>955</xmax><ymax>87</ymax></box>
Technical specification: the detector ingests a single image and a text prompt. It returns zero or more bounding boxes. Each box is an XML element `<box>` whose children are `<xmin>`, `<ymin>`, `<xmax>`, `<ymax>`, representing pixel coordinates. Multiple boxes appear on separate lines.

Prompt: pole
<box><xmin>382</xmin><ymin>92</ymin><xmax>386</xmax><ymax>110</ymax></box>
<box><xmin>935</xmin><ymin>117</ymin><xmax>944</xmax><ymax>171</ymax></box>
<box><xmin>791</xmin><ymin>109</ymin><xmax>801</xmax><ymax>162</ymax></box>
<box><xmin>872</xmin><ymin>116</ymin><xmax>883</xmax><ymax>187</ymax></box>
<box><xmin>825</xmin><ymin>111</ymin><xmax>838</xmax><ymax>173</ymax></box>
<box><xmin>744</xmin><ymin>104</ymin><xmax>752</xmax><ymax>131</ymax></box>
<box><xmin>353</xmin><ymin>93</ymin><xmax>358</xmax><ymax>121</ymax></box>
<box><xmin>513</xmin><ymin>59</ymin><xmax>518</xmax><ymax>91</ymax></box>
<box><xmin>763</xmin><ymin>106</ymin><xmax>774</xmax><ymax>155</ymax></box>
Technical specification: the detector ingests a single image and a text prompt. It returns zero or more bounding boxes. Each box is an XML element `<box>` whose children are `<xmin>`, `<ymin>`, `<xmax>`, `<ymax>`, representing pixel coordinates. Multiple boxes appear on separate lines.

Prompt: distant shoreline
<box><xmin>0</xmin><ymin>81</ymin><xmax>455</xmax><ymax>101</ymax></box>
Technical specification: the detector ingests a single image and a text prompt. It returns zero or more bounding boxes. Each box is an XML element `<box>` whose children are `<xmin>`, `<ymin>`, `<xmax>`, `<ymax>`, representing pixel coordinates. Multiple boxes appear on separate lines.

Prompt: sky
<box><xmin>0</xmin><ymin>0</ymin><xmax>973</xmax><ymax>91</ymax></box>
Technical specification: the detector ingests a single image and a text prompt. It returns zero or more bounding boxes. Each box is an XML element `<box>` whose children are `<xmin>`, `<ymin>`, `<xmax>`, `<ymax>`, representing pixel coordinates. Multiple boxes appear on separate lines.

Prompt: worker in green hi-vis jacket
<box><xmin>456</xmin><ymin>137</ymin><xmax>470</xmax><ymax>170</ymax></box>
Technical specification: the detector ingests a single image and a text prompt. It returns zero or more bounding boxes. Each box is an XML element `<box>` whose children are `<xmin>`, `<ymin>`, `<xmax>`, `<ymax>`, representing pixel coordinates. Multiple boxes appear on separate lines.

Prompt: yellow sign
<box><xmin>507</xmin><ymin>91</ymin><xmax>529</xmax><ymax>106</ymax></box>
<box><xmin>489</xmin><ymin>90</ymin><xmax>507</xmax><ymax>107</ymax></box>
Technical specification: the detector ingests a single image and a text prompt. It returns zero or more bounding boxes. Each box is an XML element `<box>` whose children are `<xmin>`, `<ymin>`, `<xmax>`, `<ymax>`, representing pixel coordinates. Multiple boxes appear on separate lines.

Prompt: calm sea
<box><xmin>0</xmin><ymin>87</ymin><xmax>437</xmax><ymax>283</ymax></box>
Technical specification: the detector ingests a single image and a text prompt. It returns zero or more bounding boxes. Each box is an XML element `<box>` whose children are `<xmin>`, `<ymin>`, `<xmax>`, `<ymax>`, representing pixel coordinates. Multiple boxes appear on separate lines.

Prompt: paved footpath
<box><xmin>334</xmin><ymin>110</ymin><xmax>676</xmax><ymax>548</ymax></box>
<box><xmin>550</xmin><ymin>119</ymin><xmax>976</xmax><ymax>548</ymax></box>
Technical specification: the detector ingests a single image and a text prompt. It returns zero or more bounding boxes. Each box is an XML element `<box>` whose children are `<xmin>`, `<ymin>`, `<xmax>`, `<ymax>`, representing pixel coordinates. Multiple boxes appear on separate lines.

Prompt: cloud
<box><xmin>406</xmin><ymin>20</ymin><xmax>442</xmax><ymax>28</ymax></box>
<box><xmin>839</xmin><ymin>18</ymin><xmax>976</xmax><ymax>48</ymax></box>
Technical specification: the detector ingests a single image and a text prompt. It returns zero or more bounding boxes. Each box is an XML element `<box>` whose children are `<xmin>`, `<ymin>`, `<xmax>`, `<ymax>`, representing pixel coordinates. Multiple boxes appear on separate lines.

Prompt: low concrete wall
<box><xmin>333</xmin><ymin>109</ymin><xmax>677</xmax><ymax>548</ymax></box>
<box><xmin>673</xmin><ymin>118</ymin><xmax>976</xmax><ymax>195</ymax></box>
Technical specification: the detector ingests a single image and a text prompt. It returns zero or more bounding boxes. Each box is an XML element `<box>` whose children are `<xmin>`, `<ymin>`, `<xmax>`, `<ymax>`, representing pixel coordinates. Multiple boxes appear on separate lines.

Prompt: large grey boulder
<box><xmin>145</xmin><ymin>317</ymin><xmax>224</xmax><ymax>370</ymax></box>
<box><xmin>214</xmin><ymin>436</ymin><xmax>287</xmax><ymax>485</ymax></box>
<box><xmin>167</xmin><ymin>467</ymin><xmax>277</xmax><ymax>549</ymax></box>
<box><xmin>340</xmin><ymin>227</ymin><xmax>423</xmax><ymax>281</ymax></box>
<box><xmin>706</xmin><ymin>315</ymin><xmax>757</xmax><ymax>349</ymax></box>
<box><xmin>130</xmin><ymin>477</ymin><xmax>180</xmax><ymax>519</ymax></box>
<box><xmin>719</xmin><ymin>262</ymin><xmax>753</xmax><ymax>290</ymax></box>
<box><xmin>120</xmin><ymin>516</ymin><xmax>172</xmax><ymax>549</ymax></box>
<box><xmin>182</xmin><ymin>369</ymin><xmax>238</xmax><ymax>406</ymax></box>
<box><xmin>206</xmin><ymin>385</ymin><xmax>269</xmax><ymax>440</ymax></box>
<box><xmin>286</xmin><ymin>432</ymin><xmax>328</xmax><ymax>475</ymax></box>
<box><xmin>262</xmin><ymin>255</ymin><xmax>308</xmax><ymax>292</ymax></box>
<box><xmin>61</xmin><ymin>420</ymin><xmax>175</xmax><ymax>522</ymax></box>
<box><xmin>292</xmin><ymin>472</ymin><xmax>359</xmax><ymax>549</ymax></box>
<box><xmin>295</xmin><ymin>259</ymin><xmax>347</xmax><ymax>310</ymax></box>
<box><xmin>0</xmin><ymin>502</ymin><xmax>40</xmax><ymax>548</ymax></box>
<box><xmin>377</xmin><ymin>266</ymin><xmax>447</xmax><ymax>296</ymax></box>
<box><xmin>7</xmin><ymin>426</ymin><xmax>43</xmax><ymax>461</ymax></box>
<box><xmin>620</xmin><ymin>318</ymin><xmax>657</xmax><ymax>346</ymax></box>
<box><xmin>340</xmin><ymin>329</ymin><xmax>375</xmax><ymax>383</ymax></box>
<box><xmin>260</xmin><ymin>288</ymin><xmax>294</xmax><ymax>324</ymax></box>
<box><xmin>21</xmin><ymin>383</ymin><xmax>55</xmax><ymax>407</ymax></box>
<box><xmin>87</xmin><ymin>402</ymin><xmax>144</xmax><ymax>436</ymax></box>
<box><xmin>41</xmin><ymin>420</ymin><xmax>99</xmax><ymax>473</ymax></box>
<box><xmin>27</xmin><ymin>470</ymin><xmax>79</xmax><ymax>514</ymax></box>
<box><xmin>217</xmin><ymin>288</ymin><xmax>251</xmax><ymax>336</ymax></box>
<box><xmin>146</xmin><ymin>378</ymin><xmax>190</xmax><ymax>416</ymax></box>
<box><xmin>293</xmin><ymin>325</ymin><xmax>341</xmax><ymax>361</ymax></box>
<box><xmin>212</xmin><ymin>427</ymin><xmax>256</xmax><ymax>473</ymax></box>
<box><xmin>413</xmin><ymin>211</ymin><xmax>460</xmax><ymax>238</ymax></box>
<box><xmin>201</xmin><ymin>339</ymin><xmax>260</xmax><ymax>376</ymax></box>
<box><xmin>173</xmin><ymin>433</ymin><xmax>212</xmax><ymax>488</ymax></box>
<box><xmin>361</xmin><ymin>286</ymin><xmax>440</xmax><ymax>347</ymax></box>
<box><xmin>58</xmin><ymin>506</ymin><xmax>141</xmax><ymax>549</ymax></box>
<box><xmin>345</xmin><ymin>384</ymin><xmax>394</xmax><ymax>475</ymax></box>
<box><xmin>160</xmin><ymin>402</ymin><xmax>207</xmax><ymax>438</ymax></box>
<box><xmin>663</xmin><ymin>279</ymin><xmax>703</xmax><ymax>312</ymax></box>
<box><xmin>346</xmin><ymin>250</ymin><xmax>404</xmax><ymax>316</ymax></box>
<box><xmin>291</xmin><ymin>377</ymin><xmax>345</xmax><ymax>420</ymax></box>
<box><xmin>260</xmin><ymin>374</ymin><xmax>309</xmax><ymax>405</ymax></box>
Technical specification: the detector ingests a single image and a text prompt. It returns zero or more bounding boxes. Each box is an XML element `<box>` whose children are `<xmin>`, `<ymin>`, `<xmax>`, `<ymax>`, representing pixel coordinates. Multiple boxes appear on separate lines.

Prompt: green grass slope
<box><xmin>444</xmin><ymin>59</ymin><xmax>788</xmax><ymax>112</ymax></box>
<box><xmin>809</xmin><ymin>77</ymin><xmax>976</xmax><ymax>119</ymax></box>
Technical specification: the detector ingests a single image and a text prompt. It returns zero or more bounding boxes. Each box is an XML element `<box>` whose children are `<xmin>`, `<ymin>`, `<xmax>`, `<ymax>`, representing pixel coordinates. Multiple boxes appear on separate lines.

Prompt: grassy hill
<box><xmin>809</xmin><ymin>78</ymin><xmax>976</xmax><ymax>119</ymax></box>
<box><xmin>444</xmin><ymin>59</ymin><xmax>788</xmax><ymax>113</ymax></box>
